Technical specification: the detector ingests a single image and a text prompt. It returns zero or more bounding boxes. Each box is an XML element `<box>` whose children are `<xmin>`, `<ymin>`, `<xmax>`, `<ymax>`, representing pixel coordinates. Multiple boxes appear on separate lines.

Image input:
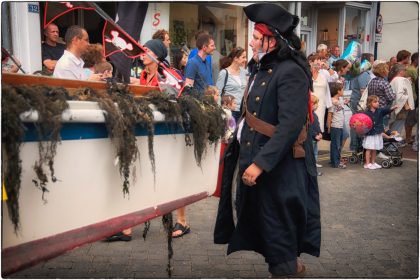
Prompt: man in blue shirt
<box><xmin>184</xmin><ymin>33</ymin><xmax>215</xmax><ymax>94</ymax></box>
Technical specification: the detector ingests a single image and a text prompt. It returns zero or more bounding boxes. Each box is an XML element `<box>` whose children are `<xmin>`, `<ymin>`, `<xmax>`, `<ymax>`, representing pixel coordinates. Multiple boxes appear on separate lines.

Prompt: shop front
<box><xmin>2</xmin><ymin>2</ymin><xmax>377</xmax><ymax>75</ymax></box>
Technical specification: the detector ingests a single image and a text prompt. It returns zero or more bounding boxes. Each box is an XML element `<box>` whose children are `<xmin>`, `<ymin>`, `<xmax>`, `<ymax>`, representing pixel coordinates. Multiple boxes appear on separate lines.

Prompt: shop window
<box><xmin>169</xmin><ymin>3</ymin><xmax>247</xmax><ymax>56</ymax></box>
<box><xmin>344</xmin><ymin>7</ymin><xmax>366</xmax><ymax>49</ymax></box>
<box><xmin>317</xmin><ymin>7</ymin><xmax>340</xmax><ymax>49</ymax></box>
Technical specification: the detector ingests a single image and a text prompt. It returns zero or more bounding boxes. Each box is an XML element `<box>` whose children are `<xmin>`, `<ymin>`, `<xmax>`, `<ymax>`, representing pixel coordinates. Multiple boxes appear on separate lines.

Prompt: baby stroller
<box><xmin>377</xmin><ymin>132</ymin><xmax>404</xmax><ymax>168</ymax></box>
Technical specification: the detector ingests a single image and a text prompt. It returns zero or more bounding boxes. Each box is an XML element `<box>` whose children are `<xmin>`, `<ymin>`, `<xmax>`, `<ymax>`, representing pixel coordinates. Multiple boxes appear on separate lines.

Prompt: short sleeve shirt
<box><xmin>53</xmin><ymin>50</ymin><xmax>87</xmax><ymax>80</ymax></box>
<box><xmin>328</xmin><ymin>99</ymin><xmax>345</xmax><ymax>128</ymax></box>
<box><xmin>42</xmin><ymin>43</ymin><xmax>65</xmax><ymax>62</ymax></box>
<box><xmin>185</xmin><ymin>54</ymin><xmax>213</xmax><ymax>94</ymax></box>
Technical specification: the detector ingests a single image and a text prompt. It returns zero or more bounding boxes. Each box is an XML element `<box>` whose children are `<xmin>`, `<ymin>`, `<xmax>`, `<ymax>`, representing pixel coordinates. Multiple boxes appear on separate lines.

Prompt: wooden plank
<box><xmin>2</xmin><ymin>191</ymin><xmax>209</xmax><ymax>276</ymax></box>
<box><xmin>1</xmin><ymin>73</ymin><xmax>158</xmax><ymax>97</ymax></box>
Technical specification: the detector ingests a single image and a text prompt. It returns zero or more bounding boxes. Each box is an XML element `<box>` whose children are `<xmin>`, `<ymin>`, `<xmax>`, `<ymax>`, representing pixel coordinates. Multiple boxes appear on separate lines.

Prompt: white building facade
<box><xmin>1</xmin><ymin>2</ymin><xmax>418</xmax><ymax>74</ymax></box>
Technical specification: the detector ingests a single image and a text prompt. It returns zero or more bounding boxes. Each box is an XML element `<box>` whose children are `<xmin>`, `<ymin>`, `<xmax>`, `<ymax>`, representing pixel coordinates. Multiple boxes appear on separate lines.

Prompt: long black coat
<box><xmin>214</xmin><ymin>50</ymin><xmax>321</xmax><ymax>265</ymax></box>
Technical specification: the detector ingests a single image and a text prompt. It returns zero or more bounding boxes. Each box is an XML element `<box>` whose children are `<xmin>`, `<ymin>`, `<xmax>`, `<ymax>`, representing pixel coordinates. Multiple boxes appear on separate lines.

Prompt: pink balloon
<box><xmin>349</xmin><ymin>113</ymin><xmax>373</xmax><ymax>136</ymax></box>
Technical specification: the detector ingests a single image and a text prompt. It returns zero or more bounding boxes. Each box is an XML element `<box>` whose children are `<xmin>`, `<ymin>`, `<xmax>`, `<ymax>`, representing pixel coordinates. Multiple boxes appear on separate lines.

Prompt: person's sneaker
<box><xmin>377</xmin><ymin>152</ymin><xmax>389</xmax><ymax>159</ymax></box>
<box><xmin>337</xmin><ymin>163</ymin><xmax>346</xmax><ymax>169</ymax></box>
<box><xmin>372</xmin><ymin>162</ymin><xmax>382</xmax><ymax>169</ymax></box>
<box><xmin>364</xmin><ymin>163</ymin><xmax>372</xmax><ymax>169</ymax></box>
<box><xmin>316</xmin><ymin>163</ymin><xmax>323</xmax><ymax>168</ymax></box>
<box><xmin>368</xmin><ymin>164</ymin><xmax>378</xmax><ymax>170</ymax></box>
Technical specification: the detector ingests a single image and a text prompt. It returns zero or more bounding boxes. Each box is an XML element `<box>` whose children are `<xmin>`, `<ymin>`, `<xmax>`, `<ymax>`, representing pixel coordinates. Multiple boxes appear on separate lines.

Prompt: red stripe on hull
<box><xmin>2</xmin><ymin>192</ymin><xmax>209</xmax><ymax>276</ymax></box>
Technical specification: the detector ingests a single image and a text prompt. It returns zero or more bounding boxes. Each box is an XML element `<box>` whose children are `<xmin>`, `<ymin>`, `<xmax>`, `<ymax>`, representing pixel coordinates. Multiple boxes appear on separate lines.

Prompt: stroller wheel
<box><xmin>381</xmin><ymin>160</ymin><xmax>391</xmax><ymax>169</ymax></box>
<box><xmin>391</xmin><ymin>158</ymin><xmax>402</xmax><ymax>166</ymax></box>
<box><xmin>349</xmin><ymin>155</ymin><xmax>358</xmax><ymax>164</ymax></box>
<box><xmin>358</xmin><ymin>153</ymin><xmax>364</xmax><ymax>162</ymax></box>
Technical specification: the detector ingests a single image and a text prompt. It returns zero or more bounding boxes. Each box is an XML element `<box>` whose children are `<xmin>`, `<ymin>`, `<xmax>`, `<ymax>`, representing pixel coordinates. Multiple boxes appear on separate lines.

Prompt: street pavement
<box><xmin>9</xmin><ymin>149</ymin><xmax>418</xmax><ymax>278</ymax></box>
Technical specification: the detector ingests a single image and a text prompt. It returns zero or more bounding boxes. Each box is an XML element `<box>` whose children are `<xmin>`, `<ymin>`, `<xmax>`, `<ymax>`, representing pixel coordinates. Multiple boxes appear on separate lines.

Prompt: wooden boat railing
<box><xmin>2</xmin><ymin>73</ymin><xmax>158</xmax><ymax>96</ymax></box>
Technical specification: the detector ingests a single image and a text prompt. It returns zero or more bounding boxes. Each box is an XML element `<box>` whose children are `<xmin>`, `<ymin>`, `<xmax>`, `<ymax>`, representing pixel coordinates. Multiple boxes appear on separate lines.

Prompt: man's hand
<box><xmin>242</xmin><ymin>163</ymin><xmax>263</xmax><ymax>187</ymax></box>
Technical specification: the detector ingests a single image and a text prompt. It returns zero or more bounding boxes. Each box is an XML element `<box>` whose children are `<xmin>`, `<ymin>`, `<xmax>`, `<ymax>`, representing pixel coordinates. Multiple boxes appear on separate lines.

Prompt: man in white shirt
<box><xmin>53</xmin><ymin>25</ymin><xmax>101</xmax><ymax>81</ymax></box>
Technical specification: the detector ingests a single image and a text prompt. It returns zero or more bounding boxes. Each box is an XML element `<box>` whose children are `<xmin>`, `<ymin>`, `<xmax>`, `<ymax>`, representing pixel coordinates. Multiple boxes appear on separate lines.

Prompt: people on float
<box><xmin>81</xmin><ymin>43</ymin><xmax>106</xmax><ymax>78</ymax></box>
<box><xmin>363</xmin><ymin>95</ymin><xmax>398</xmax><ymax>170</ymax></box>
<box><xmin>42</xmin><ymin>23</ymin><xmax>66</xmax><ymax>74</ymax></box>
<box><xmin>94</xmin><ymin>61</ymin><xmax>113</xmax><ymax>80</ymax></box>
<box><xmin>184</xmin><ymin>33</ymin><xmax>215</xmax><ymax>94</ymax></box>
<box><xmin>171</xmin><ymin>48</ymin><xmax>188</xmax><ymax>79</ymax></box>
<box><xmin>1</xmin><ymin>47</ymin><xmax>21</xmax><ymax>73</ymax></box>
<box><xmin>214</xmin><ymin>3</ymin><xmax>320</xmax><ymax>277</ymax></box>
<box><xmin>152</xmin><ymin>29</ymin><xmax>171</xmax><ymax>67</ymax></box>
<box><xmin>53</xmin><ymin>25</ymin><xmax>102</xmax><ymax>81</ymax></box>
<box><xmin>216</xmin><ymin>47</ymin><xmax>248</xmax><ymax>122</ymax></box>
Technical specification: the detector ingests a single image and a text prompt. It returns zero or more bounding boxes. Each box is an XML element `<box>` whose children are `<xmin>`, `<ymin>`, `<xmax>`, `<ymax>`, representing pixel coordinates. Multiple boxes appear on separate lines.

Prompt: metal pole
<box><xmin>2</xmin><ymin>48</ymin><xmax>26</xmax><ymax>74</ymax></box>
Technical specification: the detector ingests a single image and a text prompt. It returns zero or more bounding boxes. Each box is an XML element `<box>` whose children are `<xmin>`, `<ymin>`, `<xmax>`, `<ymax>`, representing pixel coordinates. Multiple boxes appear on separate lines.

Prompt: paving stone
<box><xmin>7</xmin><ymin>160</ymin><xmax>418</xmax><ymax>278</ymax></box>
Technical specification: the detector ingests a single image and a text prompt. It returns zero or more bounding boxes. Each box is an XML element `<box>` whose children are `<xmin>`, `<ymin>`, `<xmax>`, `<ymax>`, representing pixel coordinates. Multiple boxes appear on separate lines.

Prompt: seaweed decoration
<box><xmin>1</xmin><ymin>85</ymin><xmax>68</xmax><ymax>230</ymax></box>
<box><xmin>202</xmin><ymin>96</ymin><xmax>226</xmax><ymax>147</ymax></box>
<box><xmin>14</xmin><ymin>85</ymin><xmax>69</xmax><ymax>200</ymax></box>
<box><xmin>178</xmin><ymin>93</ymin><xmax>208</xmax><ymax>167</ymax></box>
<box><xmin>143</xmin><ymin>90</ymin><xmax>183</xmax><ymax>134</ymax></box>
<box><xmin>2</xmin><ymin>85</ymin><xmax>31</xmax><ymax>232</ymax></box>
<box><xmin>162</xmin><ymin>213</ymin><xmax>174</xmax><ymax>277</ymax></box>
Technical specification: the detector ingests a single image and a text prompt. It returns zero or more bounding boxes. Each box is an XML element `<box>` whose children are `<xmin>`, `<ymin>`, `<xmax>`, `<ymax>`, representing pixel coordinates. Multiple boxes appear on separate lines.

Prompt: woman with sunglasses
<box><xmin>216</xmin><ymin>47</ymin><xmax>248</xmax><ymax>122</ymax></box>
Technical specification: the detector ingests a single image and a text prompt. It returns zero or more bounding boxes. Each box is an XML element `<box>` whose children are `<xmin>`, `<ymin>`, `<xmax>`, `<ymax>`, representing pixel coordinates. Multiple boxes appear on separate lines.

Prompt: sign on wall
<box><xmin>27</xmin><ymin>3</ymin><xmax>39</xmax><ymax>13</ymax></box>
<box><xmin>376</xmin><ymin>14</ymin><xmax>383</xmax><ymax>34</ymax></box>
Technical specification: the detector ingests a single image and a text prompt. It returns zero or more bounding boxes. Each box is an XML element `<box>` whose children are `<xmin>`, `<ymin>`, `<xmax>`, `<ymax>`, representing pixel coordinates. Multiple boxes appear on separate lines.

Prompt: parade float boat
<box><xmin>2</xmin><ymin>73</ymin><xmax>222</xmax><ymax>275</ymax></box>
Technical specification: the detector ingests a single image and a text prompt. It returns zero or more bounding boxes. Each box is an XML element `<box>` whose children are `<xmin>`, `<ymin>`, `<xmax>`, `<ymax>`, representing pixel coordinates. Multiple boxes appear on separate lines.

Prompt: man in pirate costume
<box><xmin>214</xmin><ymin>3</ymin><xmax>321</xmax><ymax>277</ymax></box>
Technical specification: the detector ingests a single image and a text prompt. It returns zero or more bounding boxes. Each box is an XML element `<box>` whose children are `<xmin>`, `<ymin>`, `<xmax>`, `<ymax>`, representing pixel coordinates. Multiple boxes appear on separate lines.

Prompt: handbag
<box><xmin>221</xmin><ymin>69</ymin><xmax>229</xmax><ymax>96</ymax></box>
<box><xmin>358</xmin><ymin>79</ymin><xmax>373</xmax><ymax>111</ymax></box>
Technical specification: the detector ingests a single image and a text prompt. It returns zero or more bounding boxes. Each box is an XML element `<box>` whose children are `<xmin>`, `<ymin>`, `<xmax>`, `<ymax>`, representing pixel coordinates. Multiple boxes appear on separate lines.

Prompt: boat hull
<box><xmin>2</xmin><ymin>117</ymin><xmax>220</xmax><ymax>274</ymax></box>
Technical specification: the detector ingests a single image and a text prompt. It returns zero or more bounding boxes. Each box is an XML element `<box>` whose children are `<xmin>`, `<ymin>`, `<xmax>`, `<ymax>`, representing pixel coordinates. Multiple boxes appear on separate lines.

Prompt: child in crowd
<box><xmin>363</xmin><ymin>95</ymin><xmax>398</xmax><ymax>170</ymax></box>
<box><xmin>309</xmin><ymin>94</ymin><xmax>323</xmax><ymax>175</ymax></box>
<box><xmin>221</xmin><ymin>94</ymin><xmax>237</xmax><ymax>142</ymax></box>
<box><xmin>327</xmin><ymin>82</ymin><xmax>348</xmax><ymax>169</ymax></box>
<box><xmin>94</xmin><ymin>61</ymin><xmax>113</xmax><ymax>80</ymax></box>
<box><xmin>205</xmin><ymin>85</ymin><xmax>220</xmax><ymax>104</ymax></box>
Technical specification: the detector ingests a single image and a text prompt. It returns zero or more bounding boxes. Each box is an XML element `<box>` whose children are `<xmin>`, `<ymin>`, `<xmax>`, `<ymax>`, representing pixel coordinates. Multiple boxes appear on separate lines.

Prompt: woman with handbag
<box><xmin>216</xmin><ymin>47</ymin><xmax>247</xmax><ymax>122</ymax></box>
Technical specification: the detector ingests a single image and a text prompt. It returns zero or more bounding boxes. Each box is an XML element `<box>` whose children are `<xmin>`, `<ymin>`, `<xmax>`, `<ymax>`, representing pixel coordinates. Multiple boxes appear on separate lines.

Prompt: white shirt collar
<box><xmin>64</xmin><ymin>50</ymin><xmax>84</xmax><ymax>68</ymax></box>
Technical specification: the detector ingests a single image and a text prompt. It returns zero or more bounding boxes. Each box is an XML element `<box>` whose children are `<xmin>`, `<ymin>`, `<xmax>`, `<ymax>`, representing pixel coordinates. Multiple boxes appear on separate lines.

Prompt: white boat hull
<box><xmin>2</xmin><ymin>101</ymin><xmax>221</xmax><ymax>274</ymax></box>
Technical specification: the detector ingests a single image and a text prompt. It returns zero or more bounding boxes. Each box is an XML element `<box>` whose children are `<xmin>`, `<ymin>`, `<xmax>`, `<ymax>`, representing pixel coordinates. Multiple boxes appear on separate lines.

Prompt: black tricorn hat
<box><xmin>244</xmin><ymin>3</ymin><xmax>299</xmax><ymax>35</ymax></box>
